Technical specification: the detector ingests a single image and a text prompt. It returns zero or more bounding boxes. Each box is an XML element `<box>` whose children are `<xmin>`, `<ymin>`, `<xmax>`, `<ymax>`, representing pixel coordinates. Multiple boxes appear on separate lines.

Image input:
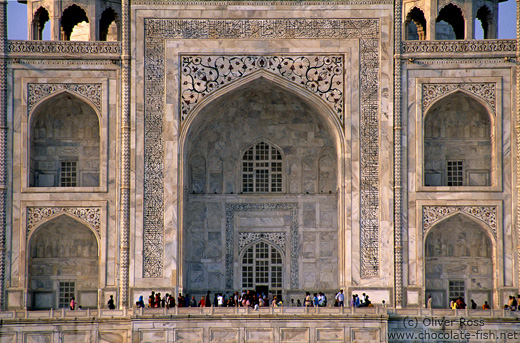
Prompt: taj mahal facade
<box><xmin>0</xmin><ymin>0</ymin><xmax>519</xmax><ymax>342</ymax></box>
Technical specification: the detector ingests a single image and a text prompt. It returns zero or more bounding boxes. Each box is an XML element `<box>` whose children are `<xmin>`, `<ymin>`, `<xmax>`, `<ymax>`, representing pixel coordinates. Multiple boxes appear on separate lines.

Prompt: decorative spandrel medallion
<box><xmin>181</xmin><ymin>55</ymin><xmax>344</xmax><ymax>124</ymax></box>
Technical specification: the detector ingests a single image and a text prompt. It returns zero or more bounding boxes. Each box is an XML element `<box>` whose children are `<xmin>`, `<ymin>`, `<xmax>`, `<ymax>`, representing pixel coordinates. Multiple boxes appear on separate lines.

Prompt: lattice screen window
<box><xmin>448</xmin><ymin>280</ymin><xmax>465</xmax><ymax>301</ymax></box>
<box><xmin>242</xmin><ymin>142</ymin><xmax>282</xmax><ymax>193</ymax></box>
<box><xmin>59</xmin><ymin>281</ymin><xmax>75</xmax><ymax>309</ymax></box>
<box><xmin>446</xmin><ymin>160</ymin><xmax>463</xmax><ymax>186</ymax></box>
<box><xmin>60</xmin><ymin>161</ymin><xmax>77</xmax><ymax>187</ymax></box>
<box><xmin>241</xmin><ymin>241</ymin><xmax>283</xmax><ymax>295</ymax></box>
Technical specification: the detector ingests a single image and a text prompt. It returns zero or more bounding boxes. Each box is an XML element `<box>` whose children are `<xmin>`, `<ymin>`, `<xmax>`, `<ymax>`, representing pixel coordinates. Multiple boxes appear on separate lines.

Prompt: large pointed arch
<box><xmin>179</xmin><ymin>75</ymin><xmax>346</xmax><ymax>296</ymax></box>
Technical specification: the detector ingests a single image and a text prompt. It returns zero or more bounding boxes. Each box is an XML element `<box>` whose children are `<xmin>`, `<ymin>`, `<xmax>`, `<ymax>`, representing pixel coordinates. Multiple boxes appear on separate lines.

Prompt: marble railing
<box><xmin>389</xmin><ymin>307</ymin><xmax>520</xmax><ymax>319</ymax></box>
<box><xmin>402</xmin><ymin>39</ymin><xmax>517</xmax><ymax>54</ymax></box>
<box><xmin>2</xmin><ymin>306</ymin><xmax>520</xmax><ymax>319</ymax></box>
<box><xmin>6</xmin><ymin>40</ymin><xmax>121</xmax><ymax>55</ymax></box>
<box><xmin>0</xmin><ymin>306</ymin><xmax>385</xmax><ymax>319</ymax></box>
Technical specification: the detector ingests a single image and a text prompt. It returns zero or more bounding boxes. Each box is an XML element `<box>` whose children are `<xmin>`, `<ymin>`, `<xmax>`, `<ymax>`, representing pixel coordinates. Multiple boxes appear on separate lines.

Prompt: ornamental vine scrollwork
<box><xmin>422</xmin><ymin>83</ymin><xmax>496</xmax><ymax>113</ymax></box>
<box><xmin>239</xmin><ymin>232</ymin><xmax>286</xmax><ymax>255</ymax></box>
<box><xmin>28</xmin><ymin>83</ymin><xmax>102</xmax><ymax>114</ymax></box>
<box><xmin>422</xmin><ymin>205</ymin><xmax>497</xmax><ymax>238</ymax></box>
<box><xmin>181</xmin><ymin>55</ymin><xmax>344</xmax><ymax>124</ymax></box>
<box><xmin>26</xmin><ymin>207</ymin><xmax>102</xmax><ymax>238</ymax></box>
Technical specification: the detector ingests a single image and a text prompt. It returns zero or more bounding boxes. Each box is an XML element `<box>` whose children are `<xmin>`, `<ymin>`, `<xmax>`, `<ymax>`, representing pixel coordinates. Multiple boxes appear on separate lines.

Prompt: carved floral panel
<box><xmin>181</xmin><ymin>55</ymin><xmax>344</xmax><ymax>124</ymax></box>
<box><xmin>422</xmin><ymin>206</ymin><xmax>497</xmax><ymax>238</ymax></box>
<box><xmin>28</xmin><ymin>83</ymin><xmax>102</xmax><ymax>114</ymax></box>
<box><xmin>26</xmin><ymin>207</ymin><xmax>102</xmax><ymax>238</ymax></box>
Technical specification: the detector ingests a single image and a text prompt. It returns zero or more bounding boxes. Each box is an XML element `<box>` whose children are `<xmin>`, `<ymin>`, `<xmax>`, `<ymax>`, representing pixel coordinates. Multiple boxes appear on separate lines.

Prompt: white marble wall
<box><xmin>6</xmin><ymin>61</ymin><xmax>120</xmax><ymax>308</ymax></box>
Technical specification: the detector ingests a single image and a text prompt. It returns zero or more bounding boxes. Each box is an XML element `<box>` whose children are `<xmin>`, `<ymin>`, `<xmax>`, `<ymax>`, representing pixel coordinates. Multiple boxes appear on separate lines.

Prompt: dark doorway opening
<box><xmin>256</xmin><ymin>285</ymin><xmax>268</xmax><ymax>297</ymax></box>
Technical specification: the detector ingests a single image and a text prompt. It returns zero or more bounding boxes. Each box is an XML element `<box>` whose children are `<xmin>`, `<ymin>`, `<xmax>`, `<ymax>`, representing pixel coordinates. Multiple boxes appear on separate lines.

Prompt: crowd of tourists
<box><xmin>131</xmin><ymin>289</ymin><xmax>376</xmax><ymax>309</ymax></box>
<box><xmin>134</xmin><ymin>290</ymin><xmax>284</xmax><ymax>309</ymax></box>
<box><xmin>426</xmin><ymin>294</ymin><xmax>520</xmax><ymax>310</ymax></box>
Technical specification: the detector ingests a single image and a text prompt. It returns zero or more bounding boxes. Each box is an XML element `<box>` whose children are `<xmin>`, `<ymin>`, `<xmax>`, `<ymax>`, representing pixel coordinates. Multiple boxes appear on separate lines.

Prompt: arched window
<box><xmin>61</xmin><ymin>4</ymin><xmax>89</xmax><ymax>41</ymax></box>
<box><xmin>241</xmin><ymin>141</ymin><xmax>282</xmax><ymax>193</ymax></box>
<box><xmin>241</xmin><ymin>241</ymin><xmax>283</xmax><ymax>297</ymax></box>
<box><xmin>405</xmin><ymin>7</ymin><xmax>427</xmax><ymax>40</ymax></box>
<box><xmin>32</xmin><ymin>7</ymin><xmax>49</xmax><ymax>40</ymax></box>
<box><xmin>436</xmin><ymin>4</ymin><xmax>465</xmax><ymax>40</ymax></box>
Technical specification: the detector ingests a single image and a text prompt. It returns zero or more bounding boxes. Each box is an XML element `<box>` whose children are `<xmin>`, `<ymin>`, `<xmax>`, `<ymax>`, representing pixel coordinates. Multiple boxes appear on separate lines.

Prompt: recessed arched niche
<box><xmin>424</xmin><ymin>214</ymin><xmax>493</xmax><ymax>309</ymax></box>
<box><xmin>28</xmin><ymin>215</ymin><xmax>99</xmax><ymax>310</ymax></box>
<box><xmin>424</xmin><ymin>92</ymin><xmax>492</xmax><ymax>187</ymax></box>
<box><xmin>405</xmin><ymin>7</ymin><xmax>427</xmax><ymax>40</ymax></box>
<box><xmin>29</xmin><ymin>92</ymin><xmax>100</xmax><ymax>188</ymax></box>
<box><xmin>182</xmin><ymin>77</ymin><xmax>338</xmax><ymax>297</ymax></box>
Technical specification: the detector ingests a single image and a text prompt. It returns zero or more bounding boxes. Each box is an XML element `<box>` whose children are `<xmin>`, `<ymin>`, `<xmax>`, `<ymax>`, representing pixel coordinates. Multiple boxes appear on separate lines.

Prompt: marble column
<box><xmin>394</xmin><ymin>0</ymin><xmax>404</xmax><ymax>308</ymax></box>
<box><xmin>0</xmin><ymin>0</ymin><xmax>7</xmax><ymax>310</ymax></box>
<box><xmin>119</xmin><ymin>0</ymin><xmax>131</xmax><ymax>308</ymax></box>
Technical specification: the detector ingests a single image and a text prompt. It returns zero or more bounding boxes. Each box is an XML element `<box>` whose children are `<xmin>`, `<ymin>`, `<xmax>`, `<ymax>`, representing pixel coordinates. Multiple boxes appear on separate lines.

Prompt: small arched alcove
<box><xmin>28</xmin><ymin>215</ymin><xmax>99</xmax><ymax>309</ymax></box>
<box><xmin>405</xmin><ymin>7</ymin><xmax>427</xmax><ymax>40</ymax></box>
<box><xmin>424</xmin><ymin>214</ymin><xmax>494</xmax><ymax>308</ymax></box>
<box><xmin>181</xmin><ymin>76</ymin><xmax>340</xmax><ymax>298</ymax></box>
<box><xmin>32</xmin><ymin>7</ymin><xmax>49</xmax><ymax>40</ymax></box>
<box><xmin>436</xmin><ymin>4</ymin><xmax>465</xmax><ymax>40</ymax></box>
<box><xmin>476</xmin><ymin>5</ymin><xmax>494</xmax><ymax>39</ymax></box>
<box><xmin>61</xmin><ymin>4</ymin><xmax>89</xmax><ymax>41</ymax></box>
<box><xmin>100</xmin><ymin>7</ymin><xmax>120</xmax><ymax>41</ymax></box>
<box><xmin>29</xmin><ymin>92</ymin><xmax>100</xmax><ymax>188</ymax></box>
<box><xmin>424</xmin><ymin>91</ymin><xmax>492</xmax><ymax>187</ymax></box>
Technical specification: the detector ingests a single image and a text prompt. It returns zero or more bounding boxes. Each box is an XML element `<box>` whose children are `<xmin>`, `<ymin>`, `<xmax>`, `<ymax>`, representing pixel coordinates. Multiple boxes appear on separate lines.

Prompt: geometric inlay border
<box><xmin>226</xmin><ymin>203</ymin><xmax>298</xmax><ymax>289</ymax></box>
<box><xmin>422</xmin><ymin>205</ymin><xmax>497</xmax><ymax>238</ymax></box>
<box><xmin>181</xmin><ymin>55</ymin><xmax>344</xmax><ymax>124</ymax></box>
<box><xmin>422</xmin><ymin>83</ymin><xmax>496</xmax><ymax>113</ymax></box>
<box><xmin>26</xmin><ymin>207</ymin><xmax>101</xmax><ymax>238</ymax></box>
<box><xmin>27</xmin><ymin>83</ymin><xmax>102</xmax><ymax>114</ymax></box>
<box><xmin>144</xmin><ymin>18</ymin><xmax>380</xmax><ymax>278</ymax></box>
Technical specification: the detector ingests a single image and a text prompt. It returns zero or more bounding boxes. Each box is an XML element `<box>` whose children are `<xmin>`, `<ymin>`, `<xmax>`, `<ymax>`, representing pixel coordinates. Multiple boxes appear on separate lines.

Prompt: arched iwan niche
<box><xmin>182</xmin><ymin>77</ymin><xmax>340</xmax><ymax>300</ymax></box>
<box><xmin>425</xmin><ymin>214</ymin><xmax>493</xmax><ymax>308</ymax></box>
<box><xmin>30</xmin><ymin>92</ymin><xmax>100</xmax><ymax>188</ymax></box>
<box><xmin>28</xmin><ymin>215</ymin><xmax>99</xmax><ymax>309</ymax></box>
<box><xmin>424</xmin><ymin>91</ymin><xmax>492</xmax><ymax>187</ymax></box>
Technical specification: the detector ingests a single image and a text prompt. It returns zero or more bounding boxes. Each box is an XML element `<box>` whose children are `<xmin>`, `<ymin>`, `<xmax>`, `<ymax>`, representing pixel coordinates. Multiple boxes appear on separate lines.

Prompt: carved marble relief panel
<box><xmin>144</xmin><ymin>18</ymin><xmax>381</xmax><ymax>278</ymax></box>
<box><xmin>28</xmin><ymin>83</ymin><xmax>102</xmax><ymax>114</ymax></box>
<box><xmin>422</xmin><ymin>83</ymin><xmax>496</xmax><ymax>113</ymax></box>
<box><xmin>180</xmin><ymin>55</ymin><xmax>344</xmax><ymax>124</ymax></box>
<box><xmin>27</xmin><ymin>207</ymin><xmax>101</xmax><ymax>238</ymax></box>
<box><xmin>422</xmin><ymin>205</ymin><xmax>497</xmax><ymax>238</ymax></box>
<box><xmin>238</xmin><ymin>232</ymin><xmax>286</xmax><ymax>255</ymax></box>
